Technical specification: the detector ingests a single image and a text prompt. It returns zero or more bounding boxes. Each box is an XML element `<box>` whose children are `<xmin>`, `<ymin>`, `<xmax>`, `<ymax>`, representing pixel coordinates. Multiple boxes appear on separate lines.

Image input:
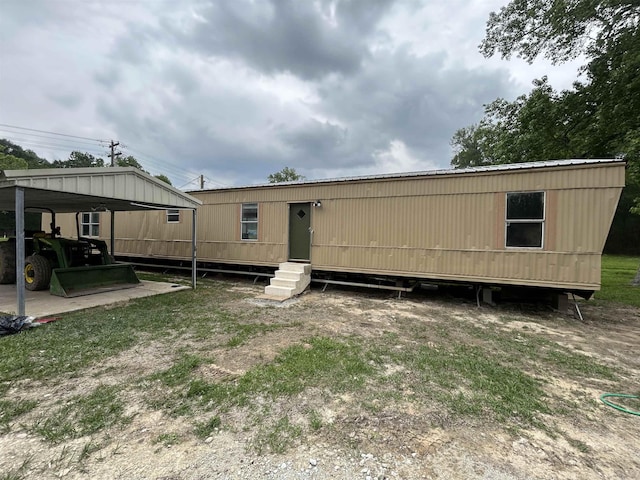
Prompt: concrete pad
<box><xmin>255</xmin><ymin>293</ymin><xmax>289</xmax><ymax>302</ymax></box>
<box><xmin>0</xmin><ymin>281</ymin><xmax>190</xmax><ymax>318</ymax></box>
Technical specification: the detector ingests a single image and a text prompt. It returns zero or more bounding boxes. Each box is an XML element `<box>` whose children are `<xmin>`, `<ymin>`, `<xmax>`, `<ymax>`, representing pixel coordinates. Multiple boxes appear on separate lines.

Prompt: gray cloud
<box><xmin>278</xmin><ymin>49</ymin><xmax>515</xmax><ymax>170</ymax></box>
<box><xmin>172</xmin><ymin>0</ymin><xmax>395</xmax><ymax>80</ymax></box>
<box><xmin>91</xmin><ymin>1</ymin><xmax>517</xmax><ymax>184</ymax></box>
<box><xmin>48</xmin><ymin>92</ymin><xmax>84</xmax><ymax>110</ymax></box>
<box><xmin>0</xmin><ymin>0</ymin><xmax>578</xmax><ymax>187</ymax></box>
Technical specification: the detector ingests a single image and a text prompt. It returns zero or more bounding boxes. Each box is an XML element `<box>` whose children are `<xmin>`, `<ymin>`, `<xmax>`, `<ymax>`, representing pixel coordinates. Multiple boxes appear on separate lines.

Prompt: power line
<box><xmin>1</xmin><ymin>124</ymin><xmax>205</xmax><ymax>186</ymax></box>
<box><xmin>1</xmin><ymin>137</ymin><xmax>108</xmax><ymax>157</ymax></box>
<box><xmin>0</xmin><ymin>123</ymin><xmax>106</xmax><ymax>142</ymax></box>
<box><xmin>1</xmin><ymin>134</ymin><xmax>107</xmax><ymax>153</ymax></box>
<box><xmin>179</xmin><ymin>176</ymin><xmax>203</xmax><ymax>189</ymax></box>
<box><xmin>0</xmin><ymin>129</ymin><xmax>106</xmax><ymax>147</ymax></box>
<box><xmin>120</xmin><ymin>144</ymin><xmax>199</xmax><ymax>183</ymax></box>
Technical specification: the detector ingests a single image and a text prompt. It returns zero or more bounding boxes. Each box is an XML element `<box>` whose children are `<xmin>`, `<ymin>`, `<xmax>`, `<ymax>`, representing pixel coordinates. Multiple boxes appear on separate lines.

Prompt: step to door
<box><xmin>263</xmin><ymin>263</ymin><xmax>312</xmax><ymax>299</ymax></box>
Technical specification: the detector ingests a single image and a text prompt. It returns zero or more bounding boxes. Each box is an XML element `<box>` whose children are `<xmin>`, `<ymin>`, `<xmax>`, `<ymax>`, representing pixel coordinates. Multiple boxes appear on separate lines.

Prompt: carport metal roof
<box><xmin>0</xmin><ymin>167</ymin><xmax>201</xmax><ymax>212</ymax></box>
<box><xmin>0</xmin><ymin>167</ymin><xmax>202</xmax><ymax>316</ymax></box>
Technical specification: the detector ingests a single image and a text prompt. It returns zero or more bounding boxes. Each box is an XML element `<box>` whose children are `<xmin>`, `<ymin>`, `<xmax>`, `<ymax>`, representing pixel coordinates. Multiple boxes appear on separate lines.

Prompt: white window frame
<box><xmin>166</xmin><ymin>209</ymin><xmax>180</xmax><ymax>223</ymax></box>
<box><xmin>81</xmin><ymin>212</ymin><xmax>100</xmax><ymax>237</ymax></box>
<box><xmin>241</xmin><ymin>203</ymin><xmax>258</xmax><ymax>241</ymax></box>
<box><xmin>505</xmin><ymin>191</ymin><xmax>545</xmax><ymax>249</ymax></box>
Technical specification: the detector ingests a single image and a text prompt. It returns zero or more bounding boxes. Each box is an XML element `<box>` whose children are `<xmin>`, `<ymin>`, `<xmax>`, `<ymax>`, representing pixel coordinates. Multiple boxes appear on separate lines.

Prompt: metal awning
<box><xmin>0</xmin><ymin>167</ymin><xmax>202</xmax><ymax>315</ymax></box>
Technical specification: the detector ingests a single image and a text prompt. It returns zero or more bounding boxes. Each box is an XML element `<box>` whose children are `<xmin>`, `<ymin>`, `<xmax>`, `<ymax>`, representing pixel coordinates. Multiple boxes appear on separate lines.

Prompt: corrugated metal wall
<box><xmin>51</xmin><ymin>162</ymin><xmax>625</xmax><ymax>290</ymax></box>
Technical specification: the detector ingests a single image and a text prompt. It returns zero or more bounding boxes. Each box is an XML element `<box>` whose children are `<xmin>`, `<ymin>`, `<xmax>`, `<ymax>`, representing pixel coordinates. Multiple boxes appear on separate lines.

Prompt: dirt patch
<box><xmin>1</xmin><ymin>282</ymin><xmax>639</xmax><ymax>479</ymax></box>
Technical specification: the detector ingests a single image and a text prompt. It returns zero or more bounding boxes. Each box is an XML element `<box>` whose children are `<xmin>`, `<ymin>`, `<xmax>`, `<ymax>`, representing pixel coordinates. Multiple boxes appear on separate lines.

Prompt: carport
<box><xmin>0</xmin><ymin>167</ymin><xmax>202</xmax><ymax>315</ymax></box>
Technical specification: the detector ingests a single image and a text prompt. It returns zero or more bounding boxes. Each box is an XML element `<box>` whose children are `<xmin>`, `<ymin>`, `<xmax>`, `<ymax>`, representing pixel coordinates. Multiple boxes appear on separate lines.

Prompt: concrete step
<box><xmin>274</xmin><ymin>270</ymin><xmax>304</xmax><ymax>281</ymax></box>
<box><xmin>265</xmin><ymin>285</ymin><xmax>295</xmax><ymax>298</ymax></box>
<box><xmin>278</xmin><ymin>262</ymin><xmax>312</xmax><ymax>274</ymax></box>
<box><xmin>270</xmin><ymin>277</ymin><xmax>304</xmax><ymax>289</ymax></box>
<box><xmin>264</xmin><ymin>263</ymin><xmax>312</xmax><ymax>299</ymax></box>
<box><xmin>269</xmin><ymin>277</ymin><xmax>310</xmax><ymax>295</ymax></box>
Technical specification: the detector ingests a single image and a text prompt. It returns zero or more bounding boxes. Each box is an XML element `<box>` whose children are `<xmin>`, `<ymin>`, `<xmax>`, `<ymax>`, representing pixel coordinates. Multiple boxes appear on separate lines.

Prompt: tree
<box><xmin>0</xmin><ymin>139</ymin><xmax>50</xmax><ymax>168</ymax></box>
<box><xmin>480</xmin><ymin>0</ymin><xmax>640</xmax><ymax>64</ymax></box>
<box><xmin>267</xmin><ymin>167</ymin><xmax>305</xmax><ymax>183</ymax></box>
<box><xmin>450</xmin><ymin>126</ymin><xmax>488</xmax><ymax>168</ymax></box>
<box><xmin>52</xmin><ymin>151</ymin><xmax>105</xmax><ymax>168</ymax></box>
<box><xmin>154</xmin><ymin>174</ymin><xmax>172</xmax><ymax>185</ymax></box>
<box><xmin>0</xmin><ymin>145</ymin><xmax>29</xmax><ymax>170</ymax></box>
<box><xmin>451</xmin><ymin>77</ymin><xmax>588</xmax><ymax>167</ymax></box>
<box><xmin>116</xmin><ymin>155</ymin><xmax>145</xmax><ymax>169</ymax></box>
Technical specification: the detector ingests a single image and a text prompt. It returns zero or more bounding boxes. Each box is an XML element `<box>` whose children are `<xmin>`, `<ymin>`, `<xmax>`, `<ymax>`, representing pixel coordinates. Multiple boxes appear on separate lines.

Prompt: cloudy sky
<box><xmin>0</xmin><ymin>0</ymin><xmax>582</xmax><ymax>189</ymax></box>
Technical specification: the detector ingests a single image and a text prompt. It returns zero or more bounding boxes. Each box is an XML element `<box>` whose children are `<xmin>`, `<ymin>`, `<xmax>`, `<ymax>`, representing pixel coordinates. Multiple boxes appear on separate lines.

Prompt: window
<box><xmin>506</xmin><ymin>191</ymin><xmax>545</xmax><ymax>248</ymax></box>
<box><xmin>241</xmin><ymin>203</ymin><xmax>258</xmax><ymax>240</ymax></box>
<box><xmin>166</xmin><ymin>209</ymin><xmax>180</xmax><ymax>223</ymax></box>
<box><xmin>81</xmin><ymin>212</ymin><xmax>100</xmax><ymax>237</ymax></box>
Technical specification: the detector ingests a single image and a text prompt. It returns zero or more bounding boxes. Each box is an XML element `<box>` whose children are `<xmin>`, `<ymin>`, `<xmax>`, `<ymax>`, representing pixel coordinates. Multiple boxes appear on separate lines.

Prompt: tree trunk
<box><xmin>633</xmin><ymin>262</ymin><xmax>640</xmax><ymax>286</ymax></box>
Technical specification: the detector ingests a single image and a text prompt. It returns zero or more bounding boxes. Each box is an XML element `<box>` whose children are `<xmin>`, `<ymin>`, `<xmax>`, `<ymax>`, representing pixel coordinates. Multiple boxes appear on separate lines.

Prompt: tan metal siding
<box><xmin>51</xmin><ymin>162</ymin><xmax>625</xmax><ymax>290</ymax></box>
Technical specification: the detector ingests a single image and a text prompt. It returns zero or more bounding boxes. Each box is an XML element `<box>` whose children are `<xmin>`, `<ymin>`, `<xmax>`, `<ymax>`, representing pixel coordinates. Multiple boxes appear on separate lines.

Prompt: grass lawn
<box><xmin>0</xmin><ymin>260</ymin><xmax>638</xmax><ymax>479</ymax></box>
<box><xmin>596</xmin><ymin>255</ymin><xmax>640</xmax><ymax>307</ymax></box>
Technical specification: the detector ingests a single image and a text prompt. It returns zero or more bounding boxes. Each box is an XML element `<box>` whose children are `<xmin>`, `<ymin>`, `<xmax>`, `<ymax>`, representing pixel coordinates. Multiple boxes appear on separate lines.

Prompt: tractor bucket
<box><xmin>49</xmin><ymin>263</ymin><xmax>140</xmax><ymax>298</ymax></box>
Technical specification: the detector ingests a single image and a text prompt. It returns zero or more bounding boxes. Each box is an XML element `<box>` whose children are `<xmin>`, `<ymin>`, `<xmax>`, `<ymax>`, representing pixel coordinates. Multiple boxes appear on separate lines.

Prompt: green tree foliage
<box><xmin>115</xmin><ymin>155</ymin><xmax>144</xmax><ymax>169</ymax></box>
<box><xmin>52</xmin><ymin>151</ymin><xmax>105</xmax><ymax>168</ymax></box>
<box><xmin>154</xmin><ymin>174</ymin><xmax>172</xmax><ymax>185</ymax></box>
<box><xmin>267</xmin><ymin>167</ymin><xmax>306</xmax><ymax>183</ymax></box>
<box><xmin>0</xmin><ymin>139</ymin><xmax>50</xmax><ymax>169</ymax></box>
<box><xmin>451</xmin><ymin>78</ymin><xmax>583</xmax><ymax>167</ymax></box>
<box><xmin>0</xmin><ymin>149</ymin><xmax>29</xmax><ymax>170</ymax></box>
<box><xmin>480</xmin><ymin>0</ymin><xmax>639</xmax><ymax>64</ymax></box>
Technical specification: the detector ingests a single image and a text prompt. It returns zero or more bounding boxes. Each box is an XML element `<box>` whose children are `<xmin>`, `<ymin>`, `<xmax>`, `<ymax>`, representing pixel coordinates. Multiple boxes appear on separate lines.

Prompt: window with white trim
<box><xmin>241</xmin><ymin>203</ymin><xmax>258</xmax><ymax>240</ymax></box>
<box><xmin>166</xmin><ymin>209</ymin><xmax>180</xmax><ymax>223</ymax></box>
<box><xmin>505</xmin><ymin>191</ymin><xmax>545</xmax><ymax>248</ymax></box>
<box><xmin>81</xmin><ymin>212</ymin><xmax>100</xmax><ymax>237</ymax></box>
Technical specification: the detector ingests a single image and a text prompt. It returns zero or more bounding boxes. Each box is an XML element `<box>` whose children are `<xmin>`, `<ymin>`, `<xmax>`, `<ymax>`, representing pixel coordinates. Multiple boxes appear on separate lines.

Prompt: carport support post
<box><xmin>192</xmin><ymin>209</ymin><xmax>197</xmax><ymax>290</ymax></box>
<box><xmin>110</xmin><ymin>210</ymin><xmax>115</xmax><ymax>257</ymax></box>
<box><xmin>15</xmin><ymin>187</ymin><xmax>25</xmax><ymax>316</ymax></box>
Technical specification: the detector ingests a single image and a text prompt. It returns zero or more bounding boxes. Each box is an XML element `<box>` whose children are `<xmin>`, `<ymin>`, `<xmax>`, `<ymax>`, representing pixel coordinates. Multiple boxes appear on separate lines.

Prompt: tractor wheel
<box><xmin>0</xmin><ymin>240</ymin><xmax>16</xmax><ymax>284</ymax></box>
<box><xmin>24</xmin><ymin>255</ymin><xmax>52</xmax><ymax>291</ymax></box>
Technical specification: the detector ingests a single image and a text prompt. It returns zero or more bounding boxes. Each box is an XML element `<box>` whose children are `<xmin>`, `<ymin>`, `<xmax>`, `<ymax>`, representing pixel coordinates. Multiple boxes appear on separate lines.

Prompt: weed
<box><xmin>251</xmin><ymin>416</ymin><xmax>302</xmax><ymax>454</ymax></box>
<box><xmin>194</xmin><ymin>416</ymin><xmax>222</xmax><ymax>438</ymax></box>
<box><xmin>565</xmin><ymin>435</ymin><xmax>591</xmax><ymax>453</ymax></box>
<box><xmin>78</xmin><ymin>440</ymin><xmax>103</xmax><ymax>462</ymax></box>
<box><xmin>153</xmin><ymin>433</ymin><xmax>182</xmax><ymax>447</ymax></box>
<box><xmin>0</xmin><ymin>455</ymin><xmax>33</xmax><ymax>480</ymax></box>
<box><xmin>308</xmin><ymin>410</ymin><xmax>323</xmax><ymax>431</ymax></box>
<box><xmin>0</xmin><ymin>399</ymin><xmax>37</xmax><ymax>432</ymax></box>
<box><xmin>150</xmin><ymin>354</ymin><xmax>206</xmax><ymax>387</ymax></box>
<box><xmin>186</xmin><ymin>337</ymin><xmax>376</xmax><ymax>409</ymax></box>
<box><xmin>384</xmin><ymin>342</ymin><xmax>551</xmax><ymax>428</ymax></box>
<box><xmin>30</xmin><ymin>385</ymin><xmax>130</xmax><ymax>443</ymax></box>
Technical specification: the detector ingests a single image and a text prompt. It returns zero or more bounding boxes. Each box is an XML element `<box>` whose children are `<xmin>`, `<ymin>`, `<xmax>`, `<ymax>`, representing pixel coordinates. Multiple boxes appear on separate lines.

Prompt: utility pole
<box><xmin>200</xmin><ymin>174</ymin><xmax>204</xmax><ymax>189</ymax></box>
<box><xmin>109</xmin><ymin>140</ymin><xmax>121</xmax><ymax>166</ymax></box>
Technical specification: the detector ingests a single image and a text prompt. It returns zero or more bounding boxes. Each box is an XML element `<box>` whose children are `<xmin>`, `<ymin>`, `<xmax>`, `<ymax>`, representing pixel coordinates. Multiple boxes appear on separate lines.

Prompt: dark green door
<box><xmin>288</xmin><ymin>203</ymin><xmax>311</xmax><ymax>261</ymax></box>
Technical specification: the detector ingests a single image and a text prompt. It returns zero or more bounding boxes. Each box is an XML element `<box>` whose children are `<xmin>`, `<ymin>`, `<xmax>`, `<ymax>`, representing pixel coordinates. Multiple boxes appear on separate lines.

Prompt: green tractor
<box><xmin>0</xmin><ymin>211</ymin><xmax>139</xmax><ymax>297</ymax></box>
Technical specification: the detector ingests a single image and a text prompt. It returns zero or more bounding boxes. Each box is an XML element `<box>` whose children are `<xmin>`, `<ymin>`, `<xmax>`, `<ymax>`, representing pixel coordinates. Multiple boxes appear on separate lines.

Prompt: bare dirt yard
<box><xmin>1</xmin><ymin>277</ymin><xmax>639</xmax><ymax>479</ymax></box>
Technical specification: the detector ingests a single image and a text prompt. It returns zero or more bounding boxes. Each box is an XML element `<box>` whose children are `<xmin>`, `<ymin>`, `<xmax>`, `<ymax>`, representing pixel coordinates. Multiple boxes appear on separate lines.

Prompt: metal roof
<box><xmin>0</xmin><ymin>167</ymin><xmax>202</xmax><ymax>212</ymax></box>
<box><xmin>193</xmin><ymin>158</ymin><xmax>625</xmax><ymax>193</ymax></box>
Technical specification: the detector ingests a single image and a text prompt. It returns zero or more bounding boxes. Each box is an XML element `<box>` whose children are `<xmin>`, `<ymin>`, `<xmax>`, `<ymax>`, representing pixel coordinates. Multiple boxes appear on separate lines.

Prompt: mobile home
<box><xmin>54</xmin><ymin>159</ymin><xmax>625</xmax><ymax>298</ymax></box>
